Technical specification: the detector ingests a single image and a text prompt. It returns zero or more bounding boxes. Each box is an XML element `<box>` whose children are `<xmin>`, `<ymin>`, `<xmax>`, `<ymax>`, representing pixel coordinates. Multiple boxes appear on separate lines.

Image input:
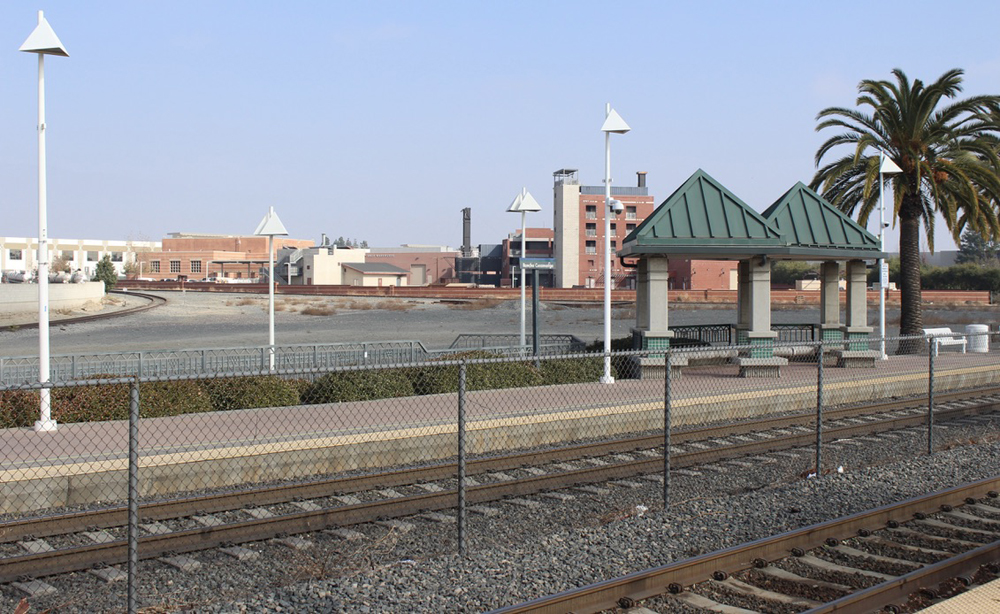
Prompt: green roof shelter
<box><xmin>619</xmin><ymin>170</ymin><xmax>884</xmax><ymax>377</ymax></box>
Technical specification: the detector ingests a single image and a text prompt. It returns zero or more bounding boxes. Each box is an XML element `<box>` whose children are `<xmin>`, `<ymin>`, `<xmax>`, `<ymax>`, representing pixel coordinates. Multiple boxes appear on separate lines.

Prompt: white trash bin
<box><xmin>966</xmin><ymin>324</ymin><xmax>989</xmax><ymax>353</ymax></box>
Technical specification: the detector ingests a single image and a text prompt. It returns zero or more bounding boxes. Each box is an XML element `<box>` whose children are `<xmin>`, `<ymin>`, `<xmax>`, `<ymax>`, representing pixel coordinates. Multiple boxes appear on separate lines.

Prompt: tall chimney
<box><xmin>637</xmin><ymin>171</ymin><xmax>647</xmax><ymax>188</ymax></box>
<box><xmin>461</xmin><ymin>207</ymin><xmax>472</xmax><ymax>257</ymax></box>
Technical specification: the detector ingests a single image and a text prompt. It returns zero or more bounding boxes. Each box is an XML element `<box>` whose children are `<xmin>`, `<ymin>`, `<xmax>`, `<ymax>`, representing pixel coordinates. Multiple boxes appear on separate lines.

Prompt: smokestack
<box><xmin>637</xmin><ymin>171</ymin><xmax>647</xmax><ymax>188</ymax></box>
<box><xmin>461</xmin><ymin>208</ymin><xmax>472</xmax><ymax>257</ymax></box>
<box><xmin>321</xmin><ymin>233</ymin><xmax>328</xmax><ymax>246</ymax></box>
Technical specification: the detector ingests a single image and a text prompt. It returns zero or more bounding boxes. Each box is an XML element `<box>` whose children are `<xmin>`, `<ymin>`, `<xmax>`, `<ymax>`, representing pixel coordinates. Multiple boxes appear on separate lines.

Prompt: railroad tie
<box><xmin>671</xmin><ymin>591</ymin><xmax>758</xmax><ymax>614</ymax></box>
<box><xmin>12</xmin><ymin>579</ymin><xmax>59</xmax><ymax>598</ymax></box>
<box><xmin>712</xmin><ymin>577</ymin><xmax>822</xmax><ymax>609</ymax></box>
<box><xmin>220</xmin><ymin>546</ymin><xmax>260</xmax><ymax>561</ymax></box>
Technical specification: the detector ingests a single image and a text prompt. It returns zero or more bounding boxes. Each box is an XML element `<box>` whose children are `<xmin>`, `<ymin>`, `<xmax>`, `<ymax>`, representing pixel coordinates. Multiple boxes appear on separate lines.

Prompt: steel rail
<box><xmin>1</xmin><ymin>290</ymin><xmax>165</xmax><ymax>332</ymax></box>
<box><xmin>2</xmin><ymin>399</ymin><xmax>998</xmax><ymax>583</ymax></box>
<box><xmin>486</xmin><ymin>476</ymin><xmax>1000</xmax><ymax>614</ymax></box>
<box><xmin>2</xmin><ymin>386</ymin><xmax>997</xmax><ymax>546</ymax></box>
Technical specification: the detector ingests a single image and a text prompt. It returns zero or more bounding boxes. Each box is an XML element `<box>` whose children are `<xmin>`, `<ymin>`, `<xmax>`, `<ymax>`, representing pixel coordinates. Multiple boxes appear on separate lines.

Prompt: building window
<box><xmin>190</xmin><ymin>260</ymin><xmax>202</xmax><ymax>273</ymax></box>
<box><xmin>626</xmin><ymin>223</ymin><xmax>636</xmax><ymax>232</ymax></box>
<box><xmin>585</xmin><ymin>205</ymin><xmax>597</xmax><ymax>219</ymax></box>
<box><xmin>611</xmin><ymin>240</ymin><xmax>617</xmax><ymax>251</ymax></box>
<box><xmin>61</xmin><ymin>250</ymin><xmax>74</xmax><ymax>261</ymax></box>
<box><xmin>110</xmin><ymin>251</ymin><xmax>123</xmax><ymax>262</ymax></box>
<box><xmin>610</xmin><ymin>223</ymin><xmax>617</xmax><ymax>234</ymax></box>
<box><xmin>585</xmin><ymin>241</ymin><xmax>597</xmax><ymax>255</ymax></box>
<box><xmin>8</xmin><ymin>249</ymin><xmax>23</xmax><ymax>260</ymax></box>
<box><xmin>169</xmin><ymin>260</ymin><xmax>181</xmax><ymax>273</ymax></box>
<box><xmin>588</xmin><ymin>259</ymin><xmax>595</xmax><ymax>266</ymax></box>
<box><xmin>87</xmin><ymin>251</ymin><xmax>99</xmax><ymax>262</ymax></box>
<box><xmin>626</xmin><ymin>206</ymin><xmax>637</xmax><ymax>220</ymax></box>
<box><xmin>150</xmin><ymin>261</ymin><xmax>160</xmax><ymax>273</ymax></box>
<box><xmin>585</xmin><ymin>223</ymin><xmax>596</xmax><ymax>237</ymax></box>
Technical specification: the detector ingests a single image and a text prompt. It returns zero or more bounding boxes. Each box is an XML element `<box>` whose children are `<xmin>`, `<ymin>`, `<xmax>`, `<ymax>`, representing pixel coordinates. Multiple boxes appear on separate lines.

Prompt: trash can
<box><xmin>966</xmin><ymin>324</ymin><xmax>989</xmax><ymax>353</ymax></box>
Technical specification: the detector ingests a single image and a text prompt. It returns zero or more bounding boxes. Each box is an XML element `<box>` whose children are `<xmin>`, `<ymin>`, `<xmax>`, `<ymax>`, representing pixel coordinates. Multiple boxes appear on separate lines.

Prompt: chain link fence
<box><xmin>2</xmin><ymin>328</ymin><xmax>1000</xmax><ymax>611</ymax></box>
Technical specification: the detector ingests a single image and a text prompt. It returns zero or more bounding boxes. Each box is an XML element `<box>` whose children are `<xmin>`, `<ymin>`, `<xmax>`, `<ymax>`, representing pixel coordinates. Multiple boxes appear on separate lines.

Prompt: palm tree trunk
<box><xmin>897</xmin><ymin>202</ymin><xmax>923</xmax><ymax>353</ymax></box>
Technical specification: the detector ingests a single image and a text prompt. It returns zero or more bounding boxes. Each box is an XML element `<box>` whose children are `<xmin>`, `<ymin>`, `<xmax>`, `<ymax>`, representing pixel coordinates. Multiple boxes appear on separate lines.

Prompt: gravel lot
<box><xmin>3</xmin><ymin>415</ymin><xmax>1000</xmax><ymax>612</ymax></box>
<box><xmin>2</xmin><ymin>289</ymin><xmax>995</xmax><ymax>357</ymax></box>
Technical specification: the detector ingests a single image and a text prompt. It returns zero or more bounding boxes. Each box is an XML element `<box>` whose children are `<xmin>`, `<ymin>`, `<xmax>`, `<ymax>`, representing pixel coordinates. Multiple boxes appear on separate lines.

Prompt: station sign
<box><xmin>521</xmin><ymin>258</ymin><xmax>555</xmax><ymax>270</ymax></box>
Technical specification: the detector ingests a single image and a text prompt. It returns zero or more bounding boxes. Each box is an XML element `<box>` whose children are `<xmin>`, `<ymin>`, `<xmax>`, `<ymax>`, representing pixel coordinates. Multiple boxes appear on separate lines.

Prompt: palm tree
<box><xmin>810</xmin><ymin>68</ymin><xmax>1000</xmax><ymax>349</ymax></box>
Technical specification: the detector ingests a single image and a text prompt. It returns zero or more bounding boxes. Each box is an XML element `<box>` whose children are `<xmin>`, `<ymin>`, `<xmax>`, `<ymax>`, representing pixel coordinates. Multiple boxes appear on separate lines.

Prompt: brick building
<box><xmin>552</xmin><ymin>169</ymin><xmax>656</xmax><ymax>289</ymax></box>
<box><xmin>139</xmin><ymin>233</ymin><xmax>314</xmax><ymax>281</ymax></box>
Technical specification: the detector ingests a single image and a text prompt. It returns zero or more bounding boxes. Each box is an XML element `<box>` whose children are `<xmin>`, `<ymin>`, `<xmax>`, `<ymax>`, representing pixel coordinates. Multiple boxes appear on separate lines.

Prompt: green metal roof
<box><xmin>761</xmin><ymin>182</ymin><xmax>880</xmax><ymax>257</ymax></box>
<box><xmin>620</xmin><ymin>169</ymin><xmax>783</xmax><ymax>258</ymax></box>
<box><xmin>620</xmin><ymin>171</ymin><xmax>886</xmax><ymax>261</ymax></box>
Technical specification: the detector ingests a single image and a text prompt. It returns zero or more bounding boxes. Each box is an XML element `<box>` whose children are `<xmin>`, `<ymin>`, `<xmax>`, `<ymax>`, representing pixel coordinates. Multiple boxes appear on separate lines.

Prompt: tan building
<box><xmin>552</xmin><ymin>169</ymin><xmax>656</xmax><ymax>289</ymax></box>
<box><xmin>341</xmin><ymin>263</ymin><xmax>408</xmax><ymax>287</ymax></box>
<box><xmin>294</xmin><ymin>246</ymin><xmax>368</xmax><ymax>285</ymax></box>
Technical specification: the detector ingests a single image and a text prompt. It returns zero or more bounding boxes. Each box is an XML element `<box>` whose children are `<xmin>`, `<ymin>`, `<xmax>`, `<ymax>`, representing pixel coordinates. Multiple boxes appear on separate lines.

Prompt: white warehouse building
<box><xmin>0</xmin><ymin>236</ymin><xmax>162</xmax><ymax>279</ymax></box>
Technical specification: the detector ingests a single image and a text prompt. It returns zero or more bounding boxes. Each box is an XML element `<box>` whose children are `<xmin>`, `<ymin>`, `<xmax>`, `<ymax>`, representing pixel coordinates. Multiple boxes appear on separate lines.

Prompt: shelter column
<box><xmin>632</xmin><ymin>257</ymin><xmax>673</xmax><ymax>352</ymax></box>
<box><xmin>819</xmin><ymin>261</ymin><xmax>842</xmax><ymax>341</ymax></box>
<box><xmin>734</xmin><ymin>256</ymin><xmax>787</xmax><ymax>377</ymax></box>
<box><xmin>841</xmin><ymin>259</ymin><xmax>871</xmax><ymax>350</ymax></box>
<box><xmin>735</xmin><ymin>260</ymin><xmax>751</xmax><ymax>345</ymax></box>
<box><xmin>746</xmin><ymin>257</ymin><xmax>776</xmax><ymax>355</ymax></box>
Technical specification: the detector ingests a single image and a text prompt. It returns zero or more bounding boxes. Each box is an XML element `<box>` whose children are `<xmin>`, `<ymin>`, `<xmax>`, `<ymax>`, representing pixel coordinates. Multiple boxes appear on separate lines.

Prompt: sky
<box><xmin>2</xmin><ymin>1</ymin><xmax>1000</xmax><ymax>254</ymax></box>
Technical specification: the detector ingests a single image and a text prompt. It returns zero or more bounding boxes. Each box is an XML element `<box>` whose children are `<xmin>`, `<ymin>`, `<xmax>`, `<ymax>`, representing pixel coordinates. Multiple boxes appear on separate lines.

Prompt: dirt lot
<box><xmin>0</xmin><ymin>290</ymin><xmax>995</xmax><ymax>357</ymax></box>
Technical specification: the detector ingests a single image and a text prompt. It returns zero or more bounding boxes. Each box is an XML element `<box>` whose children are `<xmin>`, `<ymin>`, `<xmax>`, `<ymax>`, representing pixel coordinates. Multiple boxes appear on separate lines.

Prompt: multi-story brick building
<box><xmin>552</xmin><ymin>169</ymin><xmax>655</xmax><ymax>289</ymax></box>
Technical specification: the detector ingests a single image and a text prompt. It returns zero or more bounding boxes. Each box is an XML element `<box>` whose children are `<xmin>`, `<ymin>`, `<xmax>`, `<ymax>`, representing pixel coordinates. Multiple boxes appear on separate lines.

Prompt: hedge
<box><xmin>200</xmin><ymin>375</ymin><xmax>301</xmax><ymax>411</ymax></box>
<box><xmin>302</xmin><ymin>368</ymin><xmax>415</xmax><ymax>403</ymax></box>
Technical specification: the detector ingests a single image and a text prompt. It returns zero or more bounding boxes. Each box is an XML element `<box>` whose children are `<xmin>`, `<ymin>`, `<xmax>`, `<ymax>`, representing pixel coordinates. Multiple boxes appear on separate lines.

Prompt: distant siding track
<box><xmin>1</xmin><ymin>290</ymin><xmax>165</xmax><ymax>331</ymax></box>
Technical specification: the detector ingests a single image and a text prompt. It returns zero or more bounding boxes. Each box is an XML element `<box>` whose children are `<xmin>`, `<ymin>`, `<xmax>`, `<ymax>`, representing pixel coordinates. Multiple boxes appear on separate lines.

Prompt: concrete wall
<box><xmin>0</xmin><ymin>281</ymin><xmax>105</xmax><ymax>316</ymax></box>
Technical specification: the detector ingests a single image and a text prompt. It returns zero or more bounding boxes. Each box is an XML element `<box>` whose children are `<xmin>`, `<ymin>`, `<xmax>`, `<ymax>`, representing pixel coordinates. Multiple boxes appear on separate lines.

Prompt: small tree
<box><xmin>49</xmin><ymin>254</ymin><xmax>72</xmax><ymax>273</ymax></box>
<box><xmin>93</xmin><ymin>254</ymin><xmax>117</xmax><ymax>291</ymax></box>
<box><xmin>956</xmin><ymin>229</ymin><xmax>1000</xmax><ymax>266</ymax></box>
<box><xmin>122</xmin><ymin>258</ymin><xmax>140</xmax><ymax>279</ymax></box>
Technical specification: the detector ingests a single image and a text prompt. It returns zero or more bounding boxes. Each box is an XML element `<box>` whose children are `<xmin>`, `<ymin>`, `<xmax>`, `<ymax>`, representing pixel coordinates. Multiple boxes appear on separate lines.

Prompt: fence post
<box><xmin>928</xmin><ymin>338</ymin><xmax>935</xmax><ymax>455</ymax></box>
<box><xmin>201</xmin><ymin>349</ymin><xmax>207</xmax><ymax>374</ymax></box>
<box><xmin>127</xmin><ymin>379</ymin><xmax>140</xmax><ymax>614</ymax></box>
<box><xmin>663</xmin><ymin>349</ymin><xmax>671</xmax><ymax>509</ymax></box>
<box><xmin>816</xmin><ymin>340</ymin><xmax>824</xmax><ymax>476</ymax></box>
<box><xmin>137</xmin><ymin>352</ymin><xmax>143</xmax><ymax>378</ymax></box>
<box><xmin>457</xmin><ymin>360</ymin><xmax>467</xmax><ymax>557</ymax></box>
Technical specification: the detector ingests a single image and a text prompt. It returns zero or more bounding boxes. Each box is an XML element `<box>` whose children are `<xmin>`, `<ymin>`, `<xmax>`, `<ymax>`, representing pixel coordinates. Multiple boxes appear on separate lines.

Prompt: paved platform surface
<box><xmin>919</xmin><ymin>576</ymin><xmax>1000</xmax><ymax>612</ymax></box>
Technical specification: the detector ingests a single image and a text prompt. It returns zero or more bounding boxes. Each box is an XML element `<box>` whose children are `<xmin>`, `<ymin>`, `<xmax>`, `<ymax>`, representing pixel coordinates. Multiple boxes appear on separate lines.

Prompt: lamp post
<box><xmin>507</xmin><ymin>188</ymin><xmax>541</xmax><ymax>350</ymax></box>
<box><xmin>21</xmin><ymin>11</ymin><xmax>68</xmax><ymax>432</ymax></box>
<box><xmin>254</xmin><ymin>206</ymin><xmax>288</xmax><ymax>371</ymax></box>
<box><xmin>878</xmin><ymin>153</ymin><xmax>902</xmax><ymax>360</ymax></box>
<box><xmin>600</xmin><ymin>104</ymin><xmax>630</xmax><ymax>384</ymax></box>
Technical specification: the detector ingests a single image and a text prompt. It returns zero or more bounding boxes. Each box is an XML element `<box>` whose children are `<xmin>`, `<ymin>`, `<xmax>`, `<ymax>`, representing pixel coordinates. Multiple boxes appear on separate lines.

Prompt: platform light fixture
<box><xmin>507</xmin><ymin>188</ymin><xmax>542</xmax><ymax>351</ymax></box>
<box><xmin>21</xmin><ymin>10</ymin><xmax>68</xmax><ymax>432</ymax></box>
<box><xmin>254</xmin><ymin>206</ymin><xmax>288</xmax><ymax>371</ymax></box>
<box><xmin>600</xmin><ymin>104</ymin><xmax>630</xmax><ymax>384</ymax></box>
<box><xmin>878</xmin><ymin>153</ymin><xmax>902</xmax><ymax>360</ymax></box>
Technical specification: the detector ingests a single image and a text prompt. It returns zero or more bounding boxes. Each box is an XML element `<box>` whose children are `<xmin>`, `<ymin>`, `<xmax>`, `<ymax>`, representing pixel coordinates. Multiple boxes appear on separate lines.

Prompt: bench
<box><xmin>923</xmin><ymin>327</ymin><xmax>967</xmax><ymax>356</ymax></box>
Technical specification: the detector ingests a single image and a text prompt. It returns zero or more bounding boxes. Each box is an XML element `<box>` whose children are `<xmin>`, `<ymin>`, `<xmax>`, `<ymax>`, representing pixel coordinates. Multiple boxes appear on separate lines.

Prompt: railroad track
<box><xmin>2</xmin><ymin>387</ymin><xmax>999</xmax><ymax>588</ymax></box>
<box><xmin>490</xmin><ymin>476</ymin><xmax>1000</xmax><ymax>614</ymax></box>
<box><xmin>1</xmin><ymin>290</ymin><xmax>165</xmax><ymax>331</ymax></box>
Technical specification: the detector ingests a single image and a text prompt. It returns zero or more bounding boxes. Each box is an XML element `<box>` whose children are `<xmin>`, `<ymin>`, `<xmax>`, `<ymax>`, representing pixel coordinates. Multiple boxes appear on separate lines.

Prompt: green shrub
<box><xmin>0</xmin><ymin>390</ymin><xmax>40</xmax><ymax>428</ymax></box>
<box><xmin>409</xmin><ymin>351</ymin><xmax>543</xmax><ymax>393</ymax></box>
<box><xmin>303</xmin><ymin>368</ymin><xmax>415</xmax><ymax>403</ymax></box>
<box><xmin>539</xmin><ymin>357</ymin><xmax>604</xmax><ymax>385</ymax></box>
<box><xmin>201</xmin><ymin>375</ymin><xmax>301</xmax><ymax>411</ymax></box>
<box><xmin>50</xmin><ymin>377</ymin><xmax>215</xmax><ymax>424</ymax></box>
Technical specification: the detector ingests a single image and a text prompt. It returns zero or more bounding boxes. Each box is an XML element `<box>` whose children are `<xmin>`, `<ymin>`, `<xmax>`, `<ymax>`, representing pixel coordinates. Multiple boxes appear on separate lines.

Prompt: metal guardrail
<box><xmin>0</xmin><ymin>335</ymin><xmax>590</xmax><ymax>385</ymax></box>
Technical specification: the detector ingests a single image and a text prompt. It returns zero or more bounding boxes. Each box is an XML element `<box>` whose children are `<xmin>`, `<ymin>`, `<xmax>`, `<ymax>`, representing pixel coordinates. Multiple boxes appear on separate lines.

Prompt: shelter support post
<box><xmin>735</xmin><ymin>256</ymin><xmax>786</xmax><ymax>377</ymax></box>
<box><xmin>833</xmin><ymin>259</ymin><xmax>878</xmax><ymax>367</ymax></box>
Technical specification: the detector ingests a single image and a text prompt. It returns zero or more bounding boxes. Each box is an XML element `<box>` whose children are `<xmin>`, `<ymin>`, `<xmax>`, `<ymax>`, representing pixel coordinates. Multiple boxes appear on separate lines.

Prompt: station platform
<box><xmin>920</xmin><ymin>576</ymin><xmax>1000</xmax><ymax>612</ymax></box>
<box><xmin>2</xmin><ymin>351</ymin><xmax>999</xmax><ymax>515</ymax></box>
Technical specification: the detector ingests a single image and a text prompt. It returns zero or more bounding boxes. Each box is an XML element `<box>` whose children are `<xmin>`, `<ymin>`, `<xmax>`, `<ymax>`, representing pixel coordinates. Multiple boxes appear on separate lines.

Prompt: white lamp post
<box><xmin>254</xmin><ymin>206</ymin><xmax>288</xmax><ymax>371</ymax></box>
<box><xmin>21</xmin><ymin>11</ymin><xmax>68</xmax><ymax>432</ymax></box>
<box><xmin>878</xmin><ymin>152</ymin><xmax>902</xmax><ymax>360</ymax></box>
<box><xmin>507</xmin><ymin>188</ymin><xmax>542</xmax><ymax>350</ymax></box>
<box><xmin>600</xmin><ymin>104</ymin><xmax>630</xmax><ymax>384</ymax></box>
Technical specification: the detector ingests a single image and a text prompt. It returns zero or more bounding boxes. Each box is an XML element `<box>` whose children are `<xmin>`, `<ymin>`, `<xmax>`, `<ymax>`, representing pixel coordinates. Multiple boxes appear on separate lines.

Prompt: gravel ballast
<box><xmin>3</xmin><ymin>414</ymin><xmax>1000</xmax><ymax>612</ymax></box>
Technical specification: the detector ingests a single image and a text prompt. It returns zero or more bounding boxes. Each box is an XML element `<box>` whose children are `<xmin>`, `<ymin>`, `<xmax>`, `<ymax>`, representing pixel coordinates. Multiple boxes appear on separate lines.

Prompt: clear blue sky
<box><xmin>3</xmin><ymin>1</ymin><xmax>999</xmax><ymax>253</ymax></box>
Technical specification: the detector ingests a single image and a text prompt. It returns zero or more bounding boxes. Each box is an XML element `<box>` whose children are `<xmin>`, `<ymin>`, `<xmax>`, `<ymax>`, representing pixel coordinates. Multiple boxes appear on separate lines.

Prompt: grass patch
<box><xmin>301</xmin><ymin>305</ymin><xmax>337</xmax><ymax>316</ymax></box>
<box><xmin>450</xmin><ymin>298</ymin><xmax>506</xmax><ymax>310</ymax></box>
